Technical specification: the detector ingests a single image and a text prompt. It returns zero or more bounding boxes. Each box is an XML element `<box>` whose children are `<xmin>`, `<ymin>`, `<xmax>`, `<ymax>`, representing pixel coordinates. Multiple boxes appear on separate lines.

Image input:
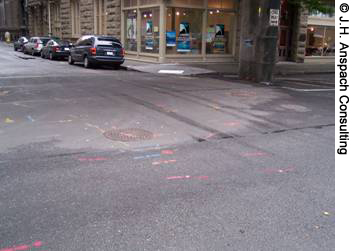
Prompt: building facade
<box><xmin>26</xmin><ymin>0</ymin><xmax>334</xmax><ymax>63</ymax></box>
<box><xmin>0</xmin><ymin>0</ymin><xmax>28</xmax><ymax>40</ymax></box>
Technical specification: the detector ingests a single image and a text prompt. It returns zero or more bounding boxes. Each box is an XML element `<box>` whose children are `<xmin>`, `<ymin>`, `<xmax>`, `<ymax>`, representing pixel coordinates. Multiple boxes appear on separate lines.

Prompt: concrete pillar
<box><xmin>238</xmin><ymin>0</ymin><xmax>280</xmax><ymax>83</ymax></box>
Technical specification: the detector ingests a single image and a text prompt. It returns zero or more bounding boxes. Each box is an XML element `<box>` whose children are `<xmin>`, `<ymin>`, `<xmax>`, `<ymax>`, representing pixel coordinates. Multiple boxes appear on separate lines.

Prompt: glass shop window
<box><xmin>125</xmin><ymin>10</ymin><xmax>137</xmax><ymax>51</ymax></box>
<box><xmin>141</xmin><ymin>8</ymin><xmax>160</xmax><ymax>53</ymax></box>
<box><xmin>206</xmin><ymin>10</ymin><xmax>235</xmax><ymax>54</ymax></box>
<box><xmin>166</xmin><ymin>8</ymin><xmax>203</xmax><ymax>55</ymax></box>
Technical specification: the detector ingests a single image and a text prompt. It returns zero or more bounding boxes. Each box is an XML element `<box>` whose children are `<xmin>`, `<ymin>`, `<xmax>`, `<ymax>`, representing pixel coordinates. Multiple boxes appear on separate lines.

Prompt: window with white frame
<box><xmin>94</xmin><ymin>0</ymin><xmax>107</xmax><ymax>35</ymax></box>
<box><xmin>71</xmin><ymin>0</ymin><xmax>80</xmax><ymax>36</ymax></box>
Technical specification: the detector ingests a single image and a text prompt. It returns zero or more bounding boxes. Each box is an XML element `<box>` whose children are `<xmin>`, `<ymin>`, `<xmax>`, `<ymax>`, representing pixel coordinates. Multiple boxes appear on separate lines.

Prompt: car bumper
<box><xmin>54</xmin><ymin>51</ymin><xmax>70</xmax><ymax>57</ymax></box>
<box><xmin>88</xmin><ymin>56</ymin><xmax>125</xmax><ymax>65</ymax></box>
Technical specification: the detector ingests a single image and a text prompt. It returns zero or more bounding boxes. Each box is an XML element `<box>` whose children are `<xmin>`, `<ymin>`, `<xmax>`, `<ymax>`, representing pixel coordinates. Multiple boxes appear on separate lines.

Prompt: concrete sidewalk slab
<box><xmin>123</xmin><ymin>57</ymin><xmax>334</xmax><ymax>76</ymax></box>
<box><xmin>123</xmin><ymin>62</ymin><xmax>216</xmax><ymax>76</ymax></box>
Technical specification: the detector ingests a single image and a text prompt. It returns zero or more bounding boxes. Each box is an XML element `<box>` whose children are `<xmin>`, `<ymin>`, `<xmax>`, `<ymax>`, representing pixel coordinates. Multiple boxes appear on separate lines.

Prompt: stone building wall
<box><xmin>60</xmin><ymin>0</ymin><xmax>71</xmax><ymax>39</ymax></box>
<box><xmin>80</xmin><ymin>0</ymin><xmax>94</xmax><ymax>35</ymax></box>
<box><xmin>0</xmin><ymin>0</ymin><xmax>28</xmax><ymax>40</ymax></box>
<box><xmin>106</xmin><ymin>0</ymin><xmax>121</xmax><ymax>37</ymax></box>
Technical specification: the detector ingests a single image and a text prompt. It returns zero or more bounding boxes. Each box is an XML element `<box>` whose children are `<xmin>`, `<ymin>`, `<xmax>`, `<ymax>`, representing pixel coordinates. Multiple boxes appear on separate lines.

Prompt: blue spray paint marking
<box><xmin>27</xmin><ymin>115</ymin><xmax>35</xmax><ymax>122</ymax></box>
<box><xmin>134</xmin><ymin>153</ymin><xmax>161</xmax><ymax>160</ymax></box>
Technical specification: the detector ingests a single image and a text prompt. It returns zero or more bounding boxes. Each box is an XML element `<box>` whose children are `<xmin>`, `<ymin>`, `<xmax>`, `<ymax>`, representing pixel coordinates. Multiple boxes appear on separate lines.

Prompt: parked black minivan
<box><xmin>68</xmin><ymin>35</ymin><xmax>125</xmax><ymax>69</ymax></box>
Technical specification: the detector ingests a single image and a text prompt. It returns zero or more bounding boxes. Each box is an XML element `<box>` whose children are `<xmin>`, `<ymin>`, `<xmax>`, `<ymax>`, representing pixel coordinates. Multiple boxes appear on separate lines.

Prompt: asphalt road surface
<box><xmin>0</xmin><ymin>43</ymin><xmax>334</xmax><ymax>251</ymax></box>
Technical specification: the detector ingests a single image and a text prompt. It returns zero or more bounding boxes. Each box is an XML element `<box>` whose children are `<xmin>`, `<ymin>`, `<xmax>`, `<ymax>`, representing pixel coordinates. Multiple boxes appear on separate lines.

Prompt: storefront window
<box><xmin>166</xmin><ymin>8</ymin><xmax>203</xmax><ymax>55</ymax></box>
<box><xmin>141</xmin><ymin>8</ymin><xmax>160</xmax><ymax>53</ymax></box>
<box><xmin>306</xmin><ymin>25</ymin><xmax>335</xmax><ymax>56</ymax></box>
<box><xmin>206</xmin><ymin>11</ymin><xmax>234</xmax><ymax>54</ymax></box>
<box><xmin>208</xmin><ymin>0</ymin><xmax>234</xmax><ymax>9</ymax></box>
<box><xmin>124</xmin><ymin>10</ymin><xmax>137</xmax><ymax>51</ymax></box>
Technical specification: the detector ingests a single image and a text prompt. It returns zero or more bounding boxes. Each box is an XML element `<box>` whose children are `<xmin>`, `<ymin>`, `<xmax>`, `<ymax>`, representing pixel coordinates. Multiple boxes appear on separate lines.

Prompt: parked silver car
<box><xmin>24</xmin><ymin>37</ymin><xmax>51</xmax><ymax>56</ymax></box>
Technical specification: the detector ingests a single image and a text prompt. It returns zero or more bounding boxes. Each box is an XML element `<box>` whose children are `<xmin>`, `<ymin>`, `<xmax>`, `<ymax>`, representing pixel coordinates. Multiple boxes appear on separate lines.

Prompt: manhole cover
<box><xmin>103</xmin><ymin>128</ymin><xmax>154</xmax><ymax>142</ymax></box>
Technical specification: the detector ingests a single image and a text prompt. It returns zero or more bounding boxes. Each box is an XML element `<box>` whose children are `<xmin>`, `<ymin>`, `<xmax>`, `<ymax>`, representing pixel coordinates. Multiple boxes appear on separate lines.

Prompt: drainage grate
<box><xmin>103</xmin><ymin>128</ymin><xmax>154</xmax><ymax>142</ymax></box>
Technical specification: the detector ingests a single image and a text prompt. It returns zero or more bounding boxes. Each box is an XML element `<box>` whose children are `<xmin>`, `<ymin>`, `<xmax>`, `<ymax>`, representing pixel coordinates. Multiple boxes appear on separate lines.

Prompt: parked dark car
<box><xmin>68</xmin><ymin>35</ymin><xmax>125</xmax><ymax>68</ymax></box>
<box><xmin>14</xmin><ymin>37</ymin><xmax>28</xmax><ymax>52</ymax></box>
<box><xmin>41</xmin><ymin>39</ymin><xmax>72</xmax><ymax>60</ymax></box>
<box><xmin>24</xmin><ymin>37</ymin><xmax>51</xmax><ymax>56</ymax></box>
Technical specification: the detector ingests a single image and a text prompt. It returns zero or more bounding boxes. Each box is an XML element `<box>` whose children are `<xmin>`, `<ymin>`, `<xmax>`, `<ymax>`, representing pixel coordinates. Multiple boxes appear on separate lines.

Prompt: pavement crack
<box><xmin>264</xmin><ymin>123</ymin><xmax>334</xmax><ymax>134</ymax></box>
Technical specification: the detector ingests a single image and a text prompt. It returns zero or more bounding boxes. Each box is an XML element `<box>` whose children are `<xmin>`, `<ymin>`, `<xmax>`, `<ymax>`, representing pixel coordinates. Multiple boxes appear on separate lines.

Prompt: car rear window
<box><xmin>40</xmin><ymin>39</ymin><xmax>50</xmax><ymax>45</ymax></box>
<box><xmin>97</xmin><ymin>37</ymin><xmax>120</xmax><ymax>43</ymax></box>
<box><xmin>97</xmin><ymin>41</ymin><xmax>122</xmax><ymax>49</ymax></box>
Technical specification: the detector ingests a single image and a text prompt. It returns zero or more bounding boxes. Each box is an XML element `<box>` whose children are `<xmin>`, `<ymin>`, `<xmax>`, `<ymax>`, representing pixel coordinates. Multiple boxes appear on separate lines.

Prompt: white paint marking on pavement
<box><xmin>158</xmin><ymin>70</ymin><xmax>184</xmax><ymax>74</ymax></box>
<box><xmin>282</xmin><ymin>87</ymin><xmax>335</xmax><ymax>92</ymax></box>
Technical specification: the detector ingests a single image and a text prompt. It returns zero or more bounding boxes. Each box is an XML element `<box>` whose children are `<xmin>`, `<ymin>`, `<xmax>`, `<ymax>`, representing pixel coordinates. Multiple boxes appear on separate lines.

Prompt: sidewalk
<box><xmin>123</xmin><ymin>57</ymin><xmax>334</xmax><ymax>76</ymax></box>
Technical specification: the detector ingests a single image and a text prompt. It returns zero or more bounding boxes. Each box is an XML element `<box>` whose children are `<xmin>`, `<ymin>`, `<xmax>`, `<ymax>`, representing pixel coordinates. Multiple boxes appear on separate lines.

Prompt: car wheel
<box><xmin>31</xmin><ymin>50</ymin><xmax>36</xmax><ymax>56</ymax></box>
<box><xmin>41</xmin><ymin>51</ymin><xmax>45</xmax><ymax>58</ymax></box>
<box><xmin>68</xmin><ymin>55</ymin><xmax>74</xmax><ymax>65</ymax></box>
<box><xmin>84</xmin><ymin>56</ymin><xmax>91</xmax><ymax>68</ymax></box>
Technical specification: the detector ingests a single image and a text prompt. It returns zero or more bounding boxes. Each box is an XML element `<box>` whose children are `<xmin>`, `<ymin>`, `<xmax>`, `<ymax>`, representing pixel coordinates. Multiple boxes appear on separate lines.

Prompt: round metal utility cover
<box><xmin>103</xmin><ymin>128</ymin><xmax>154</xmax><ymax>142</ymax></box>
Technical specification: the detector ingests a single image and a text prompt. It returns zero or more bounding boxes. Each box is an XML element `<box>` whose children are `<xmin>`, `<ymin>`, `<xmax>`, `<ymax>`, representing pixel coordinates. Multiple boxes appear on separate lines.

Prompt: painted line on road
<box><xmin>281</xmin><ymin>87</ymin><xmax>335</xmax><ymax>92</ymax></box>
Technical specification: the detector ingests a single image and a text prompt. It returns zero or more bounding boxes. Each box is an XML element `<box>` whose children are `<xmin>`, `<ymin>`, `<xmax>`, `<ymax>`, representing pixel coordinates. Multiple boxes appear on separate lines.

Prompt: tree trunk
<box><xmin>239</xmin><ymin>0</ymin><xmax>281</xmax><ymax>83</ymax></box>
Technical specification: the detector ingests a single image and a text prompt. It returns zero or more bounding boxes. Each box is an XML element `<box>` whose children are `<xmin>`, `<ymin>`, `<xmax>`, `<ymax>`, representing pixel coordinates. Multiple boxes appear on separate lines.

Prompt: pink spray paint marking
<box><xmin>78</xmin><ymin>157</ymin><xmax>108</xmax><ymax>162</ymax></box>
<box><xmin>166</xmin><ymin>175</ymin><xmax>209</xmax><ymax>180</ymax></box>
<box><xmin>261</xmin><ymin>167</ymin><xmax>295</xmax><ymax>174</ymax></box>
<box><xmin>224</xmin><ymin>121</ymin><xmax>240</xmax><ymax>127</ymax></box>
<box><xmin>13</xmin><ymin>245</ymin><xmax>30</xmax><ymax>251</ymax></box>
<box><xmin>152</xmin><ymin>159</ymin><xmax>177</xmax><ymax>165</ymax></box>
<box><xmin>166</xmin><ymin>175</ymin><xmax>191</xmax><ymax>180</ymax></box>
<box><xmin>241</xmin><ymin>152</ymin><xmax>270</xmax><ymax>157</ymax></box>
<box><xmin>161</xmin><ymin>150</ymin><xmax>174</xmax><ymax>155</ymax></box>
<box><xmin>0</xmin><ymin>241</ymin><xmax>43</xmax><ymax>251</ymax></box>
<box><xmin>32</xmin><ymin>241</ymin><xmax>43</xmax><ymax>248</ymax></box>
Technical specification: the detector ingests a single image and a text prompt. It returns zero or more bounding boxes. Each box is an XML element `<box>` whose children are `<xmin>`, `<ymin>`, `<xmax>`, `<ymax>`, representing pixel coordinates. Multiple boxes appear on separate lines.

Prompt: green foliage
<box><xmin>288</xmin><ymin>0</ymin><xmax>334</xmax><ymax>14</ymax></box>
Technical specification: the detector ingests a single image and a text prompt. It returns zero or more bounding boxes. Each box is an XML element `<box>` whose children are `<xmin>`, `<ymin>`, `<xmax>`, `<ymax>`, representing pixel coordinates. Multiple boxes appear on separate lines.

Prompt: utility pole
<box><xmin>239</xmin><ymin>0</ymin><xmax>281</xmax><ymax>84</ymax></box>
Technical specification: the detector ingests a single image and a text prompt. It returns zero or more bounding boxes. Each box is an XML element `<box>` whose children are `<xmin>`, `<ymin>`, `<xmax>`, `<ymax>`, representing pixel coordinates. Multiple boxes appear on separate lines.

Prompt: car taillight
<box><xmin>90</xmin><ymin>48</ymin><xmax>96</xmax><ymax>55</ymax></box>
<box><xmin>120</xmin><ymin>48</ymin><xmax>125</xmax><ymax>56</ymax></box>
<box><xmin>53</xmin><ymin>46</ymin><xmax>60</xmax><ymax>52</ymax></box>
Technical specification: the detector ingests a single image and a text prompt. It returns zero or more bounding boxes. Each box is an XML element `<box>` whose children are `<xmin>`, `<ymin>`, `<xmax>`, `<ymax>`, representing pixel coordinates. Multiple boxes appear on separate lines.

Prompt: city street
<box><xmin>0</xmin><ymin>42</ymin><xmax>335</xmax><ymax>250</ymax></box>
